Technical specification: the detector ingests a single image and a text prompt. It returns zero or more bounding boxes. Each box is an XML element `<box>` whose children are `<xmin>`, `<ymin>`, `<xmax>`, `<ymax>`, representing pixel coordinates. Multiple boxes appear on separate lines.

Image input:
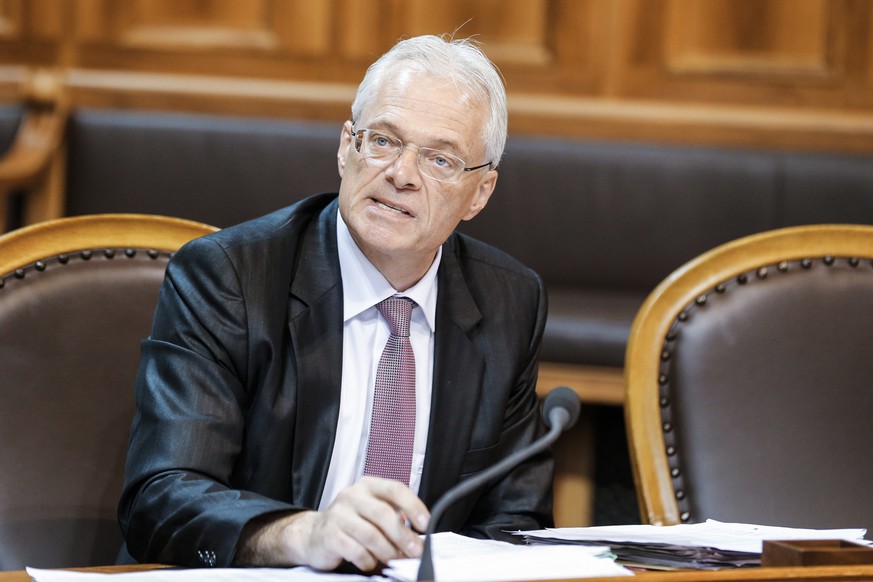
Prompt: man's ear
<box><xmin>463</xmin><ymin>169</ymin><xmax>498</xmax><ymax>221</ymax></box>
<box><xmin>337</xmin><ymin>121</ymin><xmax>353</xmax><ymax>177</ymax></box>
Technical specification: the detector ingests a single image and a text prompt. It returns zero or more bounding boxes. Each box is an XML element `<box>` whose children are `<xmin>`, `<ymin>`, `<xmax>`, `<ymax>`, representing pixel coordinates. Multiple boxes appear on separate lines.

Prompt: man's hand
<box><xmin>236</xmin><ymin>476</ymin><xmax>430</xmax><ymax>572</ymax></box>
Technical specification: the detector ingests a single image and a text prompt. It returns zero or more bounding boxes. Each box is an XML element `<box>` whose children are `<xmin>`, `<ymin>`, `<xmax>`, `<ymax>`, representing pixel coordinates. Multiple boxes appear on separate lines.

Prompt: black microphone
<box><xmin>416</xmin><ymin>386</ymin><xmax>581</xmax><ymax>581</ymax></box>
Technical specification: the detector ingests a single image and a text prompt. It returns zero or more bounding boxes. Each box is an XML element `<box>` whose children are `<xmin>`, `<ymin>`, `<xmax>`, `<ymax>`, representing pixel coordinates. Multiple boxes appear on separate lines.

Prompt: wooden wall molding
<box><xmin>0</xmin><ymin>65</ymin><xmax>866</xmax><ymax>155</ymax></box>
<box><xmin>0</xmin><ymin>0</ymin><xmax>871</xmax><ymax>154</ymax></box>
<box><xmin>508</xmin><ymin>91</ymin><xmax>873</xmax><ymax>154</ymax></box>
<box><xmin>664</xmin><ymin>0</ymin><xmax>836</xmax><ymax>79</ymax></box>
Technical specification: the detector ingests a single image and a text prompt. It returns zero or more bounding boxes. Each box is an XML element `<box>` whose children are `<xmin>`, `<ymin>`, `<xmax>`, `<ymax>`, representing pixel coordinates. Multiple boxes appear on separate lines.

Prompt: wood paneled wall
<box><xmin>0</xmin><ymin>0</ymin><xmax>871</xmax><ymax>153</ymax></box>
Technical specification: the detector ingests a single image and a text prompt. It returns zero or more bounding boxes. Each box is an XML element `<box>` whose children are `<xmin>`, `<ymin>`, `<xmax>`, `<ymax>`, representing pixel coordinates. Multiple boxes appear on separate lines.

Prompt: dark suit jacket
<box><xmin>118</xmin><ymin>193</ymin><xmax>552</xmax><ymax>567</ymax></box>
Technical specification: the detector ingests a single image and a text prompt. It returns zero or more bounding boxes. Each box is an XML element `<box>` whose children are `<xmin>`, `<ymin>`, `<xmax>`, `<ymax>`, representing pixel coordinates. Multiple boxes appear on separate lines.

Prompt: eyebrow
<box><xmin>367</xmin><ymin>120</ymin><xmax>463</xmax><ymax>155</ymax></box>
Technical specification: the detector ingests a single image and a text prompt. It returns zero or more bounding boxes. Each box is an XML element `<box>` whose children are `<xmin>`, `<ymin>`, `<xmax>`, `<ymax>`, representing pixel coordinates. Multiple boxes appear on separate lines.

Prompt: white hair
<box><xmin>351</xmin><ymin>34</ymin><xmax>508</xmax><ymax>167</ymax></box>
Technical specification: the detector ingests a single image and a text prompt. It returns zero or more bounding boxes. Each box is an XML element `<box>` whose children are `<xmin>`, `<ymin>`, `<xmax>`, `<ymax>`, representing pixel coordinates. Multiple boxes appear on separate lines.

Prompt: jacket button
<box><xmin>197</xmin><ymin>549</ymin><xmax>217</xmax><ymax>567</ymax></box>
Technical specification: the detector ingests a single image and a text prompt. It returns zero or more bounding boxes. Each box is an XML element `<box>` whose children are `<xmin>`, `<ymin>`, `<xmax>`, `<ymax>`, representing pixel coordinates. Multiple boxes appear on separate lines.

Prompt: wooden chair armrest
<box><xmin>0</xmin><ymin>69</ymin><xmax>69</xmax><ymax>194</ymax></box>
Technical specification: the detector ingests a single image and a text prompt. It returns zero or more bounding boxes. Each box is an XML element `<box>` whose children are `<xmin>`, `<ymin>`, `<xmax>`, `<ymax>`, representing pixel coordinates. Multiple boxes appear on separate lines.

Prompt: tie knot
<box><xmin>376</xmin><ymin>296</ymin><xmax>415</xmax><ymax>338</ymax></box>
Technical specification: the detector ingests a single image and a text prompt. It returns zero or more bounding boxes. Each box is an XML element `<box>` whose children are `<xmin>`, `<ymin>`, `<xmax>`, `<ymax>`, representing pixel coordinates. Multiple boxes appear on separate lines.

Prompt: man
<box><xmin>118</xmin><ymin>34</ymin><xmax>552</xmax><ymax>572</ymax></box>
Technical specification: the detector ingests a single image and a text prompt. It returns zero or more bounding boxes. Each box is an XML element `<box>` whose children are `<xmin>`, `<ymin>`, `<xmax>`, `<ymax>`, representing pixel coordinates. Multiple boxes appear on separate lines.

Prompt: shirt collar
<box><xmin>337</xmin><ymin>209</ymin><xmax>440</xmax><ymax>332</ymax></box>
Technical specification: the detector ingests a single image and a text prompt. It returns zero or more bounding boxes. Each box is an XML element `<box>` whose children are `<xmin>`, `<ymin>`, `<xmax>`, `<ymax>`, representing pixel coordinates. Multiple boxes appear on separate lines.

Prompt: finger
<box><xmin>342</xmin><ymin>508</ymin><xmax>410</xmax><ymax>565</ymax></box>
<box><xmin>304</xmin><ymin>510</ymin><xmax>385</xmax><ymax>572</ymax></box>
<box><xmin>344</xmin><ymin>480</ymin><xmax>427</xmax><ymax>558</ymax></box>
<box><xmin>319</xmin><ymin>488</ymin><xmax>414</xmax><ymax>565</ymax></box>
<box><xmin>327</xmin><ymin>527</ymin><xmax>383</xmax><ymax>573</ymax></box>
<box><xmin>359</xmin><ymin>477</ymin><xmax>431</xmax><ymax>532</ymax></box>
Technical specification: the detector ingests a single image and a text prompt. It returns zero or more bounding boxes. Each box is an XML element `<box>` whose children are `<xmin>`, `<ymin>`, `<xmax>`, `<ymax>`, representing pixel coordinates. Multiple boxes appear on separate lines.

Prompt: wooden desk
<box><xmin>0</xmin><ymin>565</ymin><xmax>155</xmax><ymax>581</ymax></box>
<box><xmin>4</xmin><ymin>564</ymin><xmax>873</xmax><ymax>582</ymax></box>
<box><xmin>0</xmin><ymin>565</ymin><xmax>167</xmax><ymax>581</ymax></box>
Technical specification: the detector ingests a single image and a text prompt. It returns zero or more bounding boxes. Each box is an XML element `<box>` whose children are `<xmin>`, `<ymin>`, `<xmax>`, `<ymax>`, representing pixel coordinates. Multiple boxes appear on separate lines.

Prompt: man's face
<box><xmin>336</xmin><ymin>69</ymin><xmax>497</xmax><ymax>275</ymax></box>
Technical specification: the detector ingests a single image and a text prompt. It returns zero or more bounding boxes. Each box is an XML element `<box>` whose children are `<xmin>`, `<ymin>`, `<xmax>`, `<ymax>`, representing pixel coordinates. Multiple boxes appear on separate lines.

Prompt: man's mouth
<box><xmin>375</xmin><ymin>200</ymin><xmax>412</xmax><ymax>216</ymax></box>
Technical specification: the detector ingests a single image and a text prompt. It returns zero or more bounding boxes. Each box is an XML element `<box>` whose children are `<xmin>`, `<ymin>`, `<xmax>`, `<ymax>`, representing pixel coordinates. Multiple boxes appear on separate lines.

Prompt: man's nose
<box><xmin>386</xmin><ymin>146</ymin><xmax>421</xmax><ymax>185</ymax></box>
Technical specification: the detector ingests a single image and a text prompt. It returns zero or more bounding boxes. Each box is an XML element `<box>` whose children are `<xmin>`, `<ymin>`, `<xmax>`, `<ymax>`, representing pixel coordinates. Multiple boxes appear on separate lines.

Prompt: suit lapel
<box><xmin>286</xmin><ymin>202</ymin><xmax>344</xmax><ymax>508</ymax></box>
<box><xmin>283</xmin><ymin>215</ymin><xmax>487</xmax><ymax>508</ymax></box>
<box><xmin>418</xmin><ymin>237</ymin><xmax>486</xmax><ymax>505</ymax></box>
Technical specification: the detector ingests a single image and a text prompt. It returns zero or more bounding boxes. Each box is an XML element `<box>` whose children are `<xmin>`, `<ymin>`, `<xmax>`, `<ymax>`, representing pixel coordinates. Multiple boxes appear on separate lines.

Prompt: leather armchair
<box><xmin>0</xmin><ymin>214</ymin><xmax>217</xmax><ymax>569</ymax></box>
<box><xmin>625</xmin><ymin>224</ymin><xmax>873</xmax><ymax>535</ymax></box>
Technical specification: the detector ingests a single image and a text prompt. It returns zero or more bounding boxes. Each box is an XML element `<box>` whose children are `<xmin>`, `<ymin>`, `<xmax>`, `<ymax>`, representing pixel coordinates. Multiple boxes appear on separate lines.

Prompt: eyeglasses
<box><xmin>350</xmin><ymin>126</ymin><xmax>492</xmax><ymax>183</ymax></box>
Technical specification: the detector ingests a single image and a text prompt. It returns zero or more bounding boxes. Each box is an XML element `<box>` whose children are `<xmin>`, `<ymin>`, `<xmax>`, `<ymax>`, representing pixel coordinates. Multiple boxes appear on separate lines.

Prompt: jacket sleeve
<box><xmin>117</xmin><ymin>237</ymin><xmax>298</xmax><ymax>568</ymax></box>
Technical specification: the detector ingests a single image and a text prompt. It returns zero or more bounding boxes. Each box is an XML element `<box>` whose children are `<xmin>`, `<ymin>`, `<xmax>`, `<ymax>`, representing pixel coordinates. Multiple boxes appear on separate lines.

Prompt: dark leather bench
<box><xmin>4</xmin><ymin>105</ymin><xmax>873</xmax><ymax>528</ymax></box>
<box><xmin>5</xmin><ymin>107</ymin><xmax>873</xmax><ymax>401</ymax></box>
<box><xmin>0</xmin><ymin>107</ymin><xmax>19</xmax><ymax>150</ymax></box>
<box><xmin>461</xmin><ymin>136</ymin><xmax>873</xmax><ymax>371</ymax></box>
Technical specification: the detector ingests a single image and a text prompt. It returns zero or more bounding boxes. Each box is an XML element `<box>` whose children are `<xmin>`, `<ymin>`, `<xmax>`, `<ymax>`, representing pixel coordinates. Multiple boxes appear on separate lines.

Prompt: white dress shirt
<box><xmin>318</xmin><ymin>210</ymin><xmax>440</xmax><ymax>510</ymax></box>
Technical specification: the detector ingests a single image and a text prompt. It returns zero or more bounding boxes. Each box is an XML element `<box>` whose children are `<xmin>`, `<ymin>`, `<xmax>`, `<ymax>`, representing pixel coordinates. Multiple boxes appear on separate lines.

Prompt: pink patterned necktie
<box><xmin>363</xmin><ymin>296</ymin><xmax>417</xmax><ymax>484</ymax></box>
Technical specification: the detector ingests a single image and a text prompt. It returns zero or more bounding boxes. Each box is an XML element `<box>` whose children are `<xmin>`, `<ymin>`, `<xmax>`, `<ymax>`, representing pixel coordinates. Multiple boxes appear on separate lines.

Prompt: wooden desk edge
<box><xmin>0</xmin><ymin>564</ymin><xmax>168</xmax><ymax>581</ymax></box>
<box><xmin>580</xmin><ymin>565</ymin><xmax>873</xmax><ymax>582</ymax></box>
<box><xmin>5</xmin><ymin>564</ymin><xmax>873</xmax><ymax>582</ymax></box>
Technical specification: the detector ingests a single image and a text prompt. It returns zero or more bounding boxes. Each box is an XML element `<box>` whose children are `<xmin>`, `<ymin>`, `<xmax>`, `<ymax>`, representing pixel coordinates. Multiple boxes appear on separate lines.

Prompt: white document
<box><xmin>519</xmin><ymin>519</ymin><xmax>869</xmax><ymax>554</ymax></box>
<box><xmin>384</xmin><ymin>532</ymin><xmax>632</xmax><ymax>581</ymax></box>
<box><xmin>26</xmin><ymin>566</ymin><xmax>377</xmax><ymax>582</ymax></box>
<box><xmin>26</xmin><ymin>533</ymin><xmax>630</xmax><ymax>582</ymax></box>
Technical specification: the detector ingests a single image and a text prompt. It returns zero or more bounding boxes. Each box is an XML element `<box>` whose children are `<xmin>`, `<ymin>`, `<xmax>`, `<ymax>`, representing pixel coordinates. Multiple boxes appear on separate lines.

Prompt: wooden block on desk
<box><xmin>536</xmin><ymin>363</ymin><xmax>624</xmax><ymax>406</ymax></box>
<box><xmin>762</xmin><ymin>540</ymin><xmax>873</xmax><ymax>567</ymax></box>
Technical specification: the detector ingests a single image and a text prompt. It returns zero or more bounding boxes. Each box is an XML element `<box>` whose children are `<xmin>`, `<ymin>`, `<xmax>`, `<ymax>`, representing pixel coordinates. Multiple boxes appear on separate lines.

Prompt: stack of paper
<box><xmin>516</xmin><ymin>520</ymin><xmax>870</xmax><ymax>570</ymax></box>
<box><xmin>26</xmin><ymin>566</ymin><xmax>376</xmax><ymax>581</ymax></box>
<box><xmin>26</xmin><ymin>533</ymin><xmax>630</xmax><ymax>582</ymax></box>
<box><xmin>385</xmin><ymin>532</ymin><xmax>632</xmax><ymax>581</ymax></box>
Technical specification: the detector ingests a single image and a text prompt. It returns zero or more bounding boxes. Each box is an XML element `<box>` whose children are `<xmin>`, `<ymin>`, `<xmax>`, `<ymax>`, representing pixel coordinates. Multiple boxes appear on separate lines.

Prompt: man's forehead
<box><xmin>359</xmin><ymin>71</ymin><xmax>487</xmax><ymax>148</ymax></box>
<box><xmin>370</xmin><ymin>68</ymin><xmax>481</xmax><ymax>113</ymax></box>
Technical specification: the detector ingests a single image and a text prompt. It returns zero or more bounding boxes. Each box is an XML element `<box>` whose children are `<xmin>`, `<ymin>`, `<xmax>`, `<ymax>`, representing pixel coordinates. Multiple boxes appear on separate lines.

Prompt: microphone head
<box><xmin>542</xmin><ymin>386</ymin><xmax>581</xmax><ymax>430</ymax></box>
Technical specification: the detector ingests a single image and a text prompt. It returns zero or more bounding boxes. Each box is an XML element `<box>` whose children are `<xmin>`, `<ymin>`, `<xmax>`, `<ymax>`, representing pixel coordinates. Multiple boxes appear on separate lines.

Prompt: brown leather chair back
<box><xmin>0</xmin><ymin>214</ymin><xmax>217</xmax><ymax>570</ymax></box>
<box><xmin>625</xmin><ymin>225</ymin><xmax>873</xmax><ymax>534</ymax></box>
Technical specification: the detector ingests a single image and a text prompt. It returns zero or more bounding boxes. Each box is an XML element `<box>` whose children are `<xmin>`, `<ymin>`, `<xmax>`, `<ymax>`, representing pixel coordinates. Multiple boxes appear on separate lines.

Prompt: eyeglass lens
<box><xmin>354</xmin><ymin>129</ymin><xmax>469</xmax><ymax>183</ymax></box>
